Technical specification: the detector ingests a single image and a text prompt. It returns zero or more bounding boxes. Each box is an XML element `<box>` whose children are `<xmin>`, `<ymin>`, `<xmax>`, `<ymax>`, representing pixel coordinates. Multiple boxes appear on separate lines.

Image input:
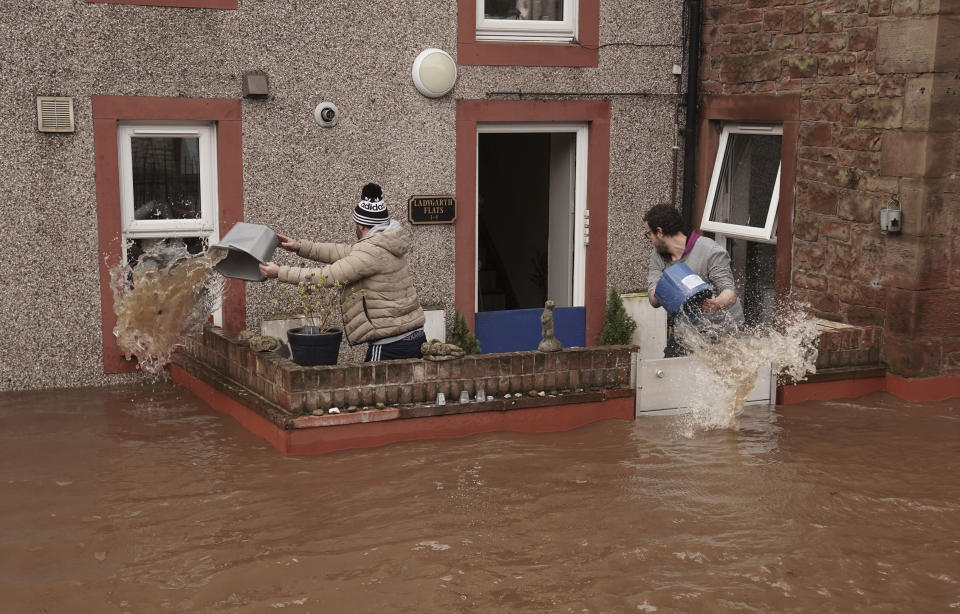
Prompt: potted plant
<box><xmin>263</xmin><ymin>274</ymin><xmax>345</xmax><ymax>366</ymax></box>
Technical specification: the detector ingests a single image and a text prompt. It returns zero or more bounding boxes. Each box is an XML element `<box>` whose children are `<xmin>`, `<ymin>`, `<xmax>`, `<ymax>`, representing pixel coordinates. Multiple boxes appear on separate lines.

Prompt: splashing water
<box><xmin>109</xmin><ymin>241</ymin><xmax>225</xmax><ymax>374</ymax></box>
<box><xmin>673</xmin><ymin>301</ymin><xmax>819</xmax><ymax>434</ymax></box>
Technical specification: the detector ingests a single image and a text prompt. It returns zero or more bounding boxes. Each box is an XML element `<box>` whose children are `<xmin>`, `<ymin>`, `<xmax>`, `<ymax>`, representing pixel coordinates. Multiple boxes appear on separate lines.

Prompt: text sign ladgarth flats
<box><xmin>408</xmin><ymin>195</ymin><xmax>456</xmax><ymax>224</ymax></box>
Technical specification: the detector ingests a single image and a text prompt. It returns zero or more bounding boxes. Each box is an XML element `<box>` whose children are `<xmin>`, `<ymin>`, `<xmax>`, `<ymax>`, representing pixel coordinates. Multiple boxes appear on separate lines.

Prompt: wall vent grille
<box><xmin>37</xmin><ymin>97</ymin><xmax>75</xmax><ymax>133</ymax></box>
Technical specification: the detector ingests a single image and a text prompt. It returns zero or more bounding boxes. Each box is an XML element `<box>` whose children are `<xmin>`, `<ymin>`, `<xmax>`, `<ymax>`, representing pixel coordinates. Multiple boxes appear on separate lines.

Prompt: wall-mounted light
<box><xmin>242</xmin><ymin>71</ymin><xmax>270</xmax><ymax>98</ymax></box>
<box><xmin>880</xmin><ymin>194</ymin><xmax>902</xmax><ymax>233</ymax></box>
<box><xmin>412</xmin><ymin>48</ymin><xmax>457</xmax><ymax>98</ymax></box>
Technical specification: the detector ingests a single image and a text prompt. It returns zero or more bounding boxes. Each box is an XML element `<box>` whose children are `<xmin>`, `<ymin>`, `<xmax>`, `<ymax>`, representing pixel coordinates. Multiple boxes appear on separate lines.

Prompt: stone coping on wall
<box><xmin>176</xmin><ymin>325</ymin><xmax>635</xmax><ymax>430</ymax></box>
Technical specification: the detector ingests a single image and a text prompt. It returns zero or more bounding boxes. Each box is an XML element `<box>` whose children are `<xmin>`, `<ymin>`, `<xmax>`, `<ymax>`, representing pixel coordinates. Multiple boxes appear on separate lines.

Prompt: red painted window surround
<box><xmin>695</xmin><ymin>94</ymin><xmax>800</xmax><ymax>299</ymax></box>
<box><xmin>86</xmin><ymin>0</ymin><xmax>237</xmax><ymax>8</ymax></box>
<box><xmin>92</xmin><ymin>95</ymin><xmax>245</xmax><ymax>374</ymax></box>
<box><xmin>457</xmin><ymin>0</ymin><xmax>599</xmax><ymax>66</ymax></box>
<box><xmin>455</xmin><ymin>99</ymin><xmax>611</xmax><ymax>346</ymax></box>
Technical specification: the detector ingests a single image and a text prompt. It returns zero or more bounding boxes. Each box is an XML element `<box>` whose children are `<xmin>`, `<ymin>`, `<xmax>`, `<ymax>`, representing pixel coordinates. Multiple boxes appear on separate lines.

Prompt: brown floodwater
<box><xmin>1</xmin><ymin>383</ymin><xmax>958</xmax><ymax>613</ymax></box>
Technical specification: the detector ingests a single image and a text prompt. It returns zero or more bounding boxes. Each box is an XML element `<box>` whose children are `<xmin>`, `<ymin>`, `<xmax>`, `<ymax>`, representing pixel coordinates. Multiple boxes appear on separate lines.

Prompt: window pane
<box><xmin>725</xmin><ymin>237</ymin><xmax>777</xmax><ymax>328</ymax></box>
<box><xmin>710</xmin><ymin>133</ymin><xmax>781</xmax><ymax>229</ymax></box>
<box><xmin>125</xmin><ymin>236</ymin><xmax>207</xmax><ymax>270</ymax></box>
<box><xmin>484</xmin><ymin>0</ymin><xmax>564</xmax><ymax>20</ymax></box>
<box><xmin>131</xmin><ymin>137</ymin><xmax>202</xmax><ymax>221</ymax></box>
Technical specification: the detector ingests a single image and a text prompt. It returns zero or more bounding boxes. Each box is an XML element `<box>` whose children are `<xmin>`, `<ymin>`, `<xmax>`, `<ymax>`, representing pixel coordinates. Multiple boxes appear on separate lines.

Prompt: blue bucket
<box><xmin>655</xmin><ymin>262</ymin><xmax>714</xmax><ymax>316</ymax></box>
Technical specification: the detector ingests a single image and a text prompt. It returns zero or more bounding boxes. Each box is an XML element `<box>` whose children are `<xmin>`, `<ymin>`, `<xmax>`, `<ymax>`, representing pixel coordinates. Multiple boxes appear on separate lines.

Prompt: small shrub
<box><xmin>449</xmin><ymin>310</ymin><xmax>481</xmax><ymax>354</ymax></box>
<box><xmin>271</xmin><ymin>273</ymin><xmax>345</xmax><ymax>332</ymax></box>
<box><xmin>600</xmin><ymin>288</ymin><xmax>637</xmax><ymax>345</ymax></box>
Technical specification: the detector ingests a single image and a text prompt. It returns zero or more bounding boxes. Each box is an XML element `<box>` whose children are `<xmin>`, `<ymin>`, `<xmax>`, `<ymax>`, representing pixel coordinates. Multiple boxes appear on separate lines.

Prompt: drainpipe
<box><xmin>680</xmin><ymin>0</ymin><xmax>702</xmax><ymax>235</ymax></box>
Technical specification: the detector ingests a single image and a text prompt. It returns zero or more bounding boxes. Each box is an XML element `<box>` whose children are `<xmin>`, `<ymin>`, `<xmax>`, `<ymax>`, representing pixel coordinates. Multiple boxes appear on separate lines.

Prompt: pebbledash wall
<box><xmin>1</xmin><ymin>1</ymin><xmax>684</xmax><ymax>390</ymax></box>
<box><xmin>698</xmin><ymin>0</ymin><xmax>960</xmax><ymax>377</ymax></box>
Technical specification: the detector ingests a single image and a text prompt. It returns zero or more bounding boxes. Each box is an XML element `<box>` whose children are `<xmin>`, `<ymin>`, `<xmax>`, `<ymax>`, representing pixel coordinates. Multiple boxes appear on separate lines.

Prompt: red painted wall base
<box><xmin>884</xmin><ymin>374</ymin><xmax>960</xmax><ymax>403</ymax></box>
<box><xmin>171</xmin><ymin>364</ymin><xmax>288</xmax><ymax>450</ymax></box>
<box><xmin>778</xmin><ymin>374</ymin><xmax>960</xmax><ymax>405</ymax></box>
<box><xmin>171</xmin><ymin>364</ymin><xmax>635</xmax><ymax>455</ymax></box>
<box><xmin>777</xmin><ymin>377</ymin><xmax>886</xmax><ymax>405</ymax></box>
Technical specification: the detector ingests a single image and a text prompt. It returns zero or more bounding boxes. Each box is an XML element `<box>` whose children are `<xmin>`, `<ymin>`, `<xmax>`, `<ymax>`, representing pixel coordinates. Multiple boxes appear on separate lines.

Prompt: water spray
<box><xmin>110</xmin><ymin>240</ymin><xmax>225</xmax><ymax>374</ymax></box>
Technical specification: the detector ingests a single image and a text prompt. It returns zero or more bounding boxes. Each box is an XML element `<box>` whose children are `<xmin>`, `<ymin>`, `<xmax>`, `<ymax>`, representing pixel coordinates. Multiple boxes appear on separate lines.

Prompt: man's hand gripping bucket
<box><xmin>655</xmin><ymin>262</ymin><xmax>714</xmax><ymax>319</ymax></box>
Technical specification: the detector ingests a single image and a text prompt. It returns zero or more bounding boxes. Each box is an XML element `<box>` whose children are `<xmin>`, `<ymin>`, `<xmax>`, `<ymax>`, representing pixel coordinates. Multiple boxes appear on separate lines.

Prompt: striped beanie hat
<box><xmin>353</xmin><ymin>183</ymin><xmax>389</xmax><ymax>226</ymax></box>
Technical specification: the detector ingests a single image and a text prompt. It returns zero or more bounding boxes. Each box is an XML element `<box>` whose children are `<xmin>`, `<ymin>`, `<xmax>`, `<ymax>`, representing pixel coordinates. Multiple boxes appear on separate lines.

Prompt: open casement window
<box><xmin>118</xmin><ymin>123</ymin><xmax>219</xmax><ymax>268</ymax></box>
<box><xmin>476</xmin><ymin>0</ymin><xmax>577</xmax><ymax>42</ymax></box>
<box><xmin>702</xmin><ymin>123</ymin><xmax>782</xmax><ymax>244</ymax></box>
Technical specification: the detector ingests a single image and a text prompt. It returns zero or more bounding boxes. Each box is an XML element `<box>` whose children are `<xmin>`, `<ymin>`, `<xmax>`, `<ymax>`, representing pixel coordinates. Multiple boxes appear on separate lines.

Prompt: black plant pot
<box><xmin>287</xmin><ymin>326</ymin><xmax>343</xmax><ymax>366</ymax></box>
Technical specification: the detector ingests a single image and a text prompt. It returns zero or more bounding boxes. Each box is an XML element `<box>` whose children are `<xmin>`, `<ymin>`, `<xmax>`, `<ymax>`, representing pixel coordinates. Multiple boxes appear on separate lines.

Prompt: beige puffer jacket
<box><xmin>277</xmin><ymin>221</ymin><xmax>425</xmax><ymax>345</ymax></box>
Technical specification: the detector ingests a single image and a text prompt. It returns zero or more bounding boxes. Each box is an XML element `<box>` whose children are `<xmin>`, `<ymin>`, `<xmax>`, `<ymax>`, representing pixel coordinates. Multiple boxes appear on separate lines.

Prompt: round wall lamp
<box><xmin>412</xmin><ymin>48</ymin><xmax>458</xmax><ymax>98</ymax></box>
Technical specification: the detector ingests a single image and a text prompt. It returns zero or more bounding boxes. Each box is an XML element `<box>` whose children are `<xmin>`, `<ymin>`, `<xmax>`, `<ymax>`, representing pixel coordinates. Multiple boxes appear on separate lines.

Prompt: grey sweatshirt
<box><xmin>647</xmin><ymin>234</ymin><xmax>745</xmax><ymax>326</ymax></box>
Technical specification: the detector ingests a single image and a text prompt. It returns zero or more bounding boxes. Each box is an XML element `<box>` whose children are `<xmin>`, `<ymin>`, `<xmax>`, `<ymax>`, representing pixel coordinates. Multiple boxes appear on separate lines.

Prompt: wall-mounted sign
<box><xmin>408</xmin><ymin>195</ymin><xmax>456</xmax><ymax>225</ymax></box>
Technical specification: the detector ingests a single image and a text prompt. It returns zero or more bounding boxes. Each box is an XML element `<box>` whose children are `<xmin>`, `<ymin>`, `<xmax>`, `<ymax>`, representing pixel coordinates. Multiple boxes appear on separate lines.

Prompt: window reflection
<box><xmin>131</xmin><ymin>137</ymin><xmax>202</xmax><ymax>221</ymax></box>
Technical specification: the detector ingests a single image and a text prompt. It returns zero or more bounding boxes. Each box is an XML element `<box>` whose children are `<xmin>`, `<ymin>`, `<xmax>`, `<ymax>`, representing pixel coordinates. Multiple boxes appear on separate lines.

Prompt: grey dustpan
<box><xmin>208</xmin><ymin>222</ymin><xmax>279</xmax><ymax>282</ymax></box>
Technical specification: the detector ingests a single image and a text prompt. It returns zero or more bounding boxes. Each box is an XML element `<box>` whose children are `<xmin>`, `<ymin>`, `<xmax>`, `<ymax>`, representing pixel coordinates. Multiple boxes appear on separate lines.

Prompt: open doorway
<box><xmin>474</xmin><ymin>123</ymin><xmax>586</xmax><ymax>352</ymax></box>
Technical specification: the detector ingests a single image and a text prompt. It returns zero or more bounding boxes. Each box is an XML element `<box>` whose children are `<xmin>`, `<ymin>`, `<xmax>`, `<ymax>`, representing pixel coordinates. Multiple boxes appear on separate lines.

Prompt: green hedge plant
<box><xmin>600</xmin><ymin>288</ymin><xmax>637</xmax><ymax>345</ymax></box>
<box><xmin>449</xmin><ymin>310</ymin><xmax>481</xmax><ymax>354</ymax></box>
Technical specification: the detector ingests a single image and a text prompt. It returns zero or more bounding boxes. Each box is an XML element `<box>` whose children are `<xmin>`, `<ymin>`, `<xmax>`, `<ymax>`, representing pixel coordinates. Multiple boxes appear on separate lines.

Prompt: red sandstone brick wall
<box><xmin>701</xmin><ymin>0</ymin><xmax>960</xmax><ymax>376</ymax></box>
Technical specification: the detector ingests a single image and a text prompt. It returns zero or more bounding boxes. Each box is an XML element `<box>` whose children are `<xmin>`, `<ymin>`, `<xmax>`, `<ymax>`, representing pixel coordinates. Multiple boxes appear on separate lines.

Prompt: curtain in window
<box><xmin>516</xmin><ymin>0</ymin><xmax>562</xmax><ymax>20</ymax></box>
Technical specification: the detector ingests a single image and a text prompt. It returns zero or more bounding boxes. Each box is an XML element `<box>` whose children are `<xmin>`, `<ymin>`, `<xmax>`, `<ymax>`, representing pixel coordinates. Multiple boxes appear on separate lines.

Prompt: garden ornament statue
<box><xmin>421</xmin><ymin>339</ymin><xmax>466</xmax><ymax>361</ymax></box>
<box><xmin>236</xmin><ymin>330</ymin><xmax>282</xmax><ymax>352</ymax></box>
<box><xmin>538</xmin><ymin>300</ymin><xmax>563</xmax><ymax>352</ymax></box>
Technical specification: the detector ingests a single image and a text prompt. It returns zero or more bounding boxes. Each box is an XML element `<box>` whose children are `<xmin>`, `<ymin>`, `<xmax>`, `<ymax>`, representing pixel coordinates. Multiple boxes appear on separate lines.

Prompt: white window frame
<box><xmin>476</xmin><ymin>0</ymin><xmax>577</xmax><ymax>43</ymax></box>
<box><xmin>475</xmin><ymin>122</ymin><xmax>588</xmax><ymax>311</ymax></box>
<box><xmin>118</xmin><ymin>122</ymin><xmax>218</xmax><ymax>238</ymax></box>
<box><xmin>701</xmin><ymin>123</ymin><xmax>782</xmax><ymax>244</ymax></box>
<box><xmin>117</xmin><ymin>121</ymin><xmax>221</xmax><ymax>325</ymax></box>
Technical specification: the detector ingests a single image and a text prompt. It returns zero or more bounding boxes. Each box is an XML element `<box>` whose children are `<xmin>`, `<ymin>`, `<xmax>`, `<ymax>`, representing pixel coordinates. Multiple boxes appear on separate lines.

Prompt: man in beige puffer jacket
<box><xmin>259</xmin><ymin>183</ymin><xmax>426</xmax><ymax>361</ymax></box>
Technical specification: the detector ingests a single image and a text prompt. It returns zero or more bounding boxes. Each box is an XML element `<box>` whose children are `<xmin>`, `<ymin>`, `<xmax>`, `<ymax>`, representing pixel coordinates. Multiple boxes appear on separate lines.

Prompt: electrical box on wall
<box><xmin>880</xmin><ymin>208</ymin><xmax>902</xmax><ymax>233</ymax></box>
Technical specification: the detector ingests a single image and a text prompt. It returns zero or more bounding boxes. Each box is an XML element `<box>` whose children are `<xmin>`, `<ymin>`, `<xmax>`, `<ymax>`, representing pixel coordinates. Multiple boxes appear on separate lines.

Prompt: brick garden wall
<box><xmin>814</xmin><ymin>319</ymin><xmax>881</xmax><ymax>369</ymax></box>
<box><xmin>700</xmin><ymin>0</ymin><xmax>960</xmax><ymax>376</ymax></box>
<box><xmin>180</xmin><ymin>326</ymin><xmax>634</xmax><ymax>426</ymax></box>
<box><xmin>176</xmin><ymin>323</ymin><xmax>891</xmax><ymax>432</ymax></box>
